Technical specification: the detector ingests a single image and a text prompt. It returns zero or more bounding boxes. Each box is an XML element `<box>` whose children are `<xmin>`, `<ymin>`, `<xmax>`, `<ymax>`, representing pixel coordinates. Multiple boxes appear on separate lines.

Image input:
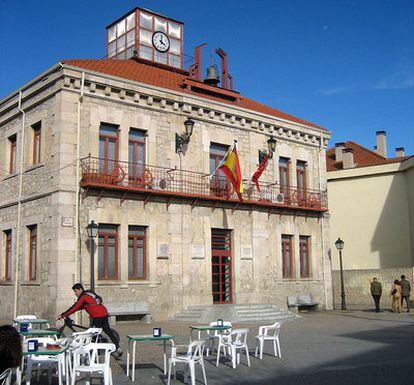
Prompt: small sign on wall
<box><xmin>157</xmin><ymin>243</ymin><xmax>170</xmax><ymax>259</ymax></box>
<box><xmin>61</xmin><ymin>217</ymin><xmax>74</xmax><ymax>228</ymax></box>
<box><xmin>241</xmin><ymin>245</ymin><xmax>253</xmax><ymax>260</ymax></box>
<box><xmin>192</xmin><ymin>245</ymin><xmax>205</xmax><ymax>259</ymax></box>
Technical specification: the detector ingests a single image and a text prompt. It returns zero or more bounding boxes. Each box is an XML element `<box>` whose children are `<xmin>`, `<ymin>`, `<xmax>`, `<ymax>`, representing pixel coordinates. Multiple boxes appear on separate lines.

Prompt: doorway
<box><xmin>211</xmin><ymin>229</ymin><xmax>233</xmax><ymax>304</ymax></box>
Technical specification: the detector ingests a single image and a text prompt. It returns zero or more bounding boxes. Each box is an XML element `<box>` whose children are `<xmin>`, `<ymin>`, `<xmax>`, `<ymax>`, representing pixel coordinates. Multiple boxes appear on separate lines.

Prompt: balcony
<box><xmin>80</xmin><ymin>156</ymin><xmax>327</xmax><ymax>213</ymax></box>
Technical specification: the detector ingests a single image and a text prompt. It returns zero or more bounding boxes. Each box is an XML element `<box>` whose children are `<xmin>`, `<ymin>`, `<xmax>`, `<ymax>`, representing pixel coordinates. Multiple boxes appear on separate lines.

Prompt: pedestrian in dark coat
<box><xmin>370</xmin><ymin>277</ymin><xmax>382</xmax><ymax>313</ymax></box>
<box><xmin>400</xmin><ymin>275</ymin><xmax>411</xmax><ymax>313</ymax></box>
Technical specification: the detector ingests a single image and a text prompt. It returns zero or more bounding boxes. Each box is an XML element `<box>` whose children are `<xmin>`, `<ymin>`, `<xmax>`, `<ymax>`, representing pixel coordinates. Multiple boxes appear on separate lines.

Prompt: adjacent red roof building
<box><xmin>326</xmin><ymin>141</ymin><xmax>411</xmax><ymax>172</ymax></box>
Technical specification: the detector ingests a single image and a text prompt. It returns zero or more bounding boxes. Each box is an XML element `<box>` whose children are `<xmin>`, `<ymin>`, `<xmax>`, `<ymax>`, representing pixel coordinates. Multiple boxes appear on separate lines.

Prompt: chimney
<box><xmin>376</xmin><ymin>130</ymin><xmax>387</xmax><ymax>157</ymax></box>
<box><xmin>335</xmin><ymin>142</ymin><xmax>346</xmax><ymax>163</ymax></box>
<box><xmin>342</xmin><ymin>148</ymin><xmax>354</xmax><ymax>169</ymax></box>
<box><xmin>395</xmin><ymin>147</ymin><xmax>405</xmax><ymax>157</ymax></box>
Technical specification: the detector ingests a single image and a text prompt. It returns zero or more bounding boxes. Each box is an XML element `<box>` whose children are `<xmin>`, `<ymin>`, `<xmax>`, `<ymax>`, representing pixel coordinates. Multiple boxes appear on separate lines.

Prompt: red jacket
<box><xmin>61</xmin><ymin>291</ymin><xmax>108</xmax><ymax>318</ymax></box>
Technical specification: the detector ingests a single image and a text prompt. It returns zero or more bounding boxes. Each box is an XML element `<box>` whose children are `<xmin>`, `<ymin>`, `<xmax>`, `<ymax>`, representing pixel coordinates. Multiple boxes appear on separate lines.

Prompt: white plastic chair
<box><xmin>24</xmin><ymin>337</ymin><xmax>67</xmax><ymax>385</ymax></box>
<box><xmin>216</xmin><ymin>328</ymin><xmax>250</xmax><ymax>369</ymax></box>
<box><xmin>254</xmin><ymin>322</ymin><xmax>281</xmax><ymax>359</ymax></box>
<box><xmin>71</xmin><ymin>343</ymin><xmax>115</xmax><ymax>385</ymax></box>
<box><xmin>64</xmin><ymin>330</ymin><xmax>102</xmax><ymax>379</ymax></box>
<box><xmin>0</xmin><ymin>368</ymin><xmax>12</xmax><ymax>385</ymax></box>
<box><xmin>204</xmin><ymin>321</ymin><xmax>232</xmax><ymax>357</ymax></box>
<box><xmin>167</xmin><ymin>340</ymin><xmax>207</xmax><ymax>385</ymax></box>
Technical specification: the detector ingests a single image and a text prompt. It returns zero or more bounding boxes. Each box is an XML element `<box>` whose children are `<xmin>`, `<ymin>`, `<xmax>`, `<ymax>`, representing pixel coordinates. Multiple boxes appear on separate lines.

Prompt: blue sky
<box><xmin>1</xmin><ymin>0</ymin><xmax>413</xmax><ymax>155</ymax></box>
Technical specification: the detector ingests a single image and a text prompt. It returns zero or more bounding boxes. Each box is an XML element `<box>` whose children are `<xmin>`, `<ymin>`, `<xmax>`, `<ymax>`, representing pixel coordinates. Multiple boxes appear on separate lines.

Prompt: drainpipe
<box><xmin>13</xmin><ymin>91</ymin><xmax>26</xmax><ymax>318</ymax></box>
<box><xmin>318</xmin><ymin>132</ymin><xmax>328</xmax><ymax>310</ymax></box>
<box><xmin>75</xmin><ymin>72</ymin><xmax>85</xmax><ymax>285</ymax></box>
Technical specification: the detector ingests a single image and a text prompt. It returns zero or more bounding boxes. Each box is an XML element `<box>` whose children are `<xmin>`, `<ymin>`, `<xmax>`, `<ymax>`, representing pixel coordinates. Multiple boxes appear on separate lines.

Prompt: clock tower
<box><xmin>106</xmin><ymin>7</ymin><xmax>184</xmax><ymax>69</ymax></box>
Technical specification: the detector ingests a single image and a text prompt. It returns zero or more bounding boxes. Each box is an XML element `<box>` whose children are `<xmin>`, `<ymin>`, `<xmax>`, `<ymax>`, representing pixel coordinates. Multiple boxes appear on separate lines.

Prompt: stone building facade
<box><xmin>0</xmin><ymin>8</ymin><xmax>332</xmax><ymax>321</ymax></box>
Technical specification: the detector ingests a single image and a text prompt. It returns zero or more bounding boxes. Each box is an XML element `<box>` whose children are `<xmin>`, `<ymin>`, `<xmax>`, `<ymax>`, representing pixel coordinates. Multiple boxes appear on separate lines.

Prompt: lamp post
<box><xmin>258</xmin><ymin>136</ymin><xmax>277</xmax><ymax>163</ymax></box>
<box><xmin>86</xmin><ymin>220</ymin><xmax>99</xmax><ymax>292</ymax></box>
<box><xmin>335</xmin><ymin>237</ymin><xmax>346</xmax><ymax>310</ymax></box>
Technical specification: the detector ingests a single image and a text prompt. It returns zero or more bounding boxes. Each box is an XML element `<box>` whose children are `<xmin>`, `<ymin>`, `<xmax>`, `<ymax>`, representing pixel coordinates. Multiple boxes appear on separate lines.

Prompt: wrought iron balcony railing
<box><xmin>80</xmin><ymin>156</ymin><xmax>327</xmax><ymax>212</ymax></box>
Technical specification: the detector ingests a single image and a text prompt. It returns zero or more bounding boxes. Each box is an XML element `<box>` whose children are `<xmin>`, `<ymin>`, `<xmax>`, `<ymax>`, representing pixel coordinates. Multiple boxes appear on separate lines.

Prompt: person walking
<box><xmin>370</xmin><ymin>277</ymin><xmax>382</xmax><ymax>313</ymax></box>
<box><xmin>400</xmin><ymin>275</ymin><xmax>411</xmax><ymax>313</ymax></box>
<box><xmin>58</xmin><ymin>283</ymin><xmax>122</xmax><ymax>357</ymax></box>
<box><xmin>390</xmin><ymin>279</ymin><xmax>402</xmax><ymax>313</ymax></box>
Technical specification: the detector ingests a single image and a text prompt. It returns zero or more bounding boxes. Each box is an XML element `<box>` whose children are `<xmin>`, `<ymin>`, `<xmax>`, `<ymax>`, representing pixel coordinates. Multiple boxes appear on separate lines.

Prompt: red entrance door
<box><xmin>211</xmin><ymin>229</ymin><xmax>233</xmax><ymax>304</ymax></box>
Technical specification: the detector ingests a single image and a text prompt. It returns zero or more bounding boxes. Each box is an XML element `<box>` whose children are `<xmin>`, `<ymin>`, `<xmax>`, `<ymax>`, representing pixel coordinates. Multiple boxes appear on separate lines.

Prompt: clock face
<box><xmin>152</xmin><ymin>31</ymin><xmax>170</xmax><ymax>53</ymax></box>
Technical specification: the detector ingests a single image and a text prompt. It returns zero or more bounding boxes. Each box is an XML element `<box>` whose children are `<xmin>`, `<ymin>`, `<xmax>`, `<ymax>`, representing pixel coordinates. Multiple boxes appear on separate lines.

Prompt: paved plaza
<box><xmin>5</xmin><ymin>310</ymin><xmax>414</xmax><ymax>385</ymax></box>
<box><xmin>109</xmin><ymin>310</ymin><xmax>414</xmax><ymax>385</ymax></box>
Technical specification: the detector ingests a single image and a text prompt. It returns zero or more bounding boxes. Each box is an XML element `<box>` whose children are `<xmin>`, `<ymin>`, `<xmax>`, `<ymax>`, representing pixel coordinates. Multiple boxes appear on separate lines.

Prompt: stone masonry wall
<box><xmin>332</xmin><ymin>268</ymin><xmax>414</xmax><ymax>309</ymax></box>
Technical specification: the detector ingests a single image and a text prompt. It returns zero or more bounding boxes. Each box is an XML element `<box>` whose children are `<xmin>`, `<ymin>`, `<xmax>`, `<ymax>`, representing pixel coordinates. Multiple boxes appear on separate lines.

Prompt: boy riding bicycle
<box><xmin>58</xmin><ymin>283</ymin><xmax>122</xmax><ymax>358</ymax></box>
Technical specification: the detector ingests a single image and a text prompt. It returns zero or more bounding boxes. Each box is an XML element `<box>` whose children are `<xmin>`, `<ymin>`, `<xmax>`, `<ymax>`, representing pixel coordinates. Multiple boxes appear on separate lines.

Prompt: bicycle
<box><xmin>52</xmin><ymin>317</ymin><xmax>120</xmax><ymax>345</ymax></box>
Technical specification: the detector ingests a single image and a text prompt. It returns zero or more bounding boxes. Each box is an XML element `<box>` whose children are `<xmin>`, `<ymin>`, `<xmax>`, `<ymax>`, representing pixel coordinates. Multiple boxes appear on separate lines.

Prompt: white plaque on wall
<box><xmin>192</xmin><ymin>245</ymin><xmax>205</xmax><ymax>259</ymax></box>
<box><xmin>157</xmin><ymin>243</ymin><xmax>170</xmax><ymax>259</ymax></box>
<box><xmin>61</xmin><ymin>217</ymin><xmax>74</xmax><ymax>227</ymax></box>
<box><xmin>241</xmin><ymin>245</ymin><xmax>253</xmax><ymax>260</ymax></box>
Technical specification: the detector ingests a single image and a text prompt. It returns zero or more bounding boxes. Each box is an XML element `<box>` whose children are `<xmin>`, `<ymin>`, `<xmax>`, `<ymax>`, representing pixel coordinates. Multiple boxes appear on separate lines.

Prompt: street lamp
<box><xmin>335</xmin><ymin>237</ymin><xmax>346</xmax><ymax>310</ymax></box>
<box><xmin>86</xmin><ymin>220</ymin><xmax>99</xmax><ymax>292</ymax></box>
<box><xmin>175</xmin><ymin>117</ymin><xmax>195</xmax><ymax>154</ymax></box>
<box><xmin>258</xmin><ymin>136</ymin><xmax>277</xmax><ymax>163</ymax></box>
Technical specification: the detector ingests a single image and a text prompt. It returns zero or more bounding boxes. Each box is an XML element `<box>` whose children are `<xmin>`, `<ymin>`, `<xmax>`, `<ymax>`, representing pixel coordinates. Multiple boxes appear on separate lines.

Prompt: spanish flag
<box><xmin>218</xmin><ymin>142</ymin><xmax>244</xmax><ymax>201</ymax></box>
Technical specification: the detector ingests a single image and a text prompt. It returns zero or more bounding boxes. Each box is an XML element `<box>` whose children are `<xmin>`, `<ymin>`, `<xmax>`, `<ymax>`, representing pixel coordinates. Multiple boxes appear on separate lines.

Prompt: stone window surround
<box><xmin>0</xmin><ymin>229</ymin><xmax>12</xmax><ymax>283</ymax></box>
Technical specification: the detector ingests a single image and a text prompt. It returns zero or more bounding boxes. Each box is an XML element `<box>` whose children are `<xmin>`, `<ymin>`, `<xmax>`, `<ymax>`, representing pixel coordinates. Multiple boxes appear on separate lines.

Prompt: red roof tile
<box><xmin>63</xmin><ymin>59</ymin><xmax>325</xmax><ymax>130</ymax></box>
<box><xmin>326</xmin><ymin>141</ymin><xmax>411</xmax><ymax>171</ymax></box>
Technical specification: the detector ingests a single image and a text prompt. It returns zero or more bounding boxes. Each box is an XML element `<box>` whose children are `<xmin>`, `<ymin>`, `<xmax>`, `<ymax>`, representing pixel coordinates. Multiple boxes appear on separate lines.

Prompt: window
<box><xmin>99</xmin><ymin>123</ymin><xmax>119</xmax><ymax>174</ymax></box>
<box><xmin>129</xmin><ymin>129</ymin><xmax>146</xmax><ymax>179</ymax></box>
<box><xmin>98</xmin><ymin>225</ymin><xmax>118</xmax><ymax>280</ymax></box>
<box><xmin>3</xmin><ymin>230</ymin><xmax>12</xmax><ymax>281</ymax></box>
<box><xmin>9</xmin><ymin>135</ymin><xmax>17</xmax><ymax>174</ymax></box>
<box><xmin>281</xmin><ymin>235</ymin><xmax>293</xmax><ymax>278</ymax></box>
<box><xmin>28</xmin><ymin>225</ymin><xmax>37</xmax><ymax>281</ymax></box>
<box><xmin>128</xmin><ymin>226</ymin><xmax>146</xmax><ymax>280</ymax></box>
<box><xmin>299</xmin><ymin>236</ymin><xmax>310</xmax><ymax>278</ymax></box>
<box><xmin>279</xmin><ymin>157</ymin><xmax>290</xmax><ymax>195</ymax></box>
<box><xmin>296</xmin><ymin>161</ymin><xmax>307</xmax><ymax>203</ymax></box>
<box><xmin>106</xmin><ymin>12</ymin><xmax>136</xmax><ymax>58</ymax></box>
<box><xmin>210</xmin><ymin>143</ymin><xmax>229</xmax><ymax>196</ymax></box>
<box><xmin>32</xmin><ymin>122</ymin><xmax>42</xmax><ymax>164</ymax></box>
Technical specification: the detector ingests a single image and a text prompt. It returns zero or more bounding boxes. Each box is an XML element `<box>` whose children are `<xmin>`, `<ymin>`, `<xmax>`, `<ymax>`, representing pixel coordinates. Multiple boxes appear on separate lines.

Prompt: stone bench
<box><xmin>106</xmin><ymin>302</ymin><xmax>151</xmax><ymax>325</ymax></box>
<box><xmin>287</xmin><ymin>294</ymin><xmax>319</xmax><ymax>313</ymax></box>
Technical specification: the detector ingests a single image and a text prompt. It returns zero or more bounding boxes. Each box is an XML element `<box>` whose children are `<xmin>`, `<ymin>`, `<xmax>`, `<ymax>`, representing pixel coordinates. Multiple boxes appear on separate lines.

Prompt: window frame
<box><xmin>299</xmin><ymin>236</ymin><xmax>310</xmax><ymax>278</ymax></box>
<box><xmin>279</xmin><ymin>157</ymin><xmax>290</xmax><ymax>195</ymax></box>
<box><xmin>128</xmin><ymin>226</ymin><xmax>147</xmax><ymax>280</ymax></box>
<box><xmin>3</xmin><ymin>230</ymin><xmax>12</xmax><ymax>281</ymax></box>
<box><xmin>209</xmin><ymin>143</ymin><xmax>229</xmax><ymax>194</ymax></box>
<box><xmin>32</xmin><ymin>122</ymin><xmax>42</xmax><ymax>165</ymax></box>
<box><xmin>98</xmin><ymin>225</ymin><xmax>119</xmax><ymax>281</ymax></box>
<box><xmin>9</xmin><ymin>134</ymin><xmax>17</xmax><ymax>174</ymax></box>
<box><xmin>128</xmin><ymin>129</ymin><xmax>146</xmax><ymax>179</ymax></box>
<box><xmin>99</xmin><ymin>123</ymin><xmax>119</xmax><ymax>175</ymax></box>
<box><xmin>281</xmin><ymin>234</ymin><xmax>293</xmax><ymax>279</ymax></box>
<box><xmin>28</xmin><ymin>225</ymin><xmax>37</xmax><ymax>281</ymax></box>
<box><xmin>296</xmin><ymin>161</ymin><xmax>307</xmax><ymax>203</ymax></box>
